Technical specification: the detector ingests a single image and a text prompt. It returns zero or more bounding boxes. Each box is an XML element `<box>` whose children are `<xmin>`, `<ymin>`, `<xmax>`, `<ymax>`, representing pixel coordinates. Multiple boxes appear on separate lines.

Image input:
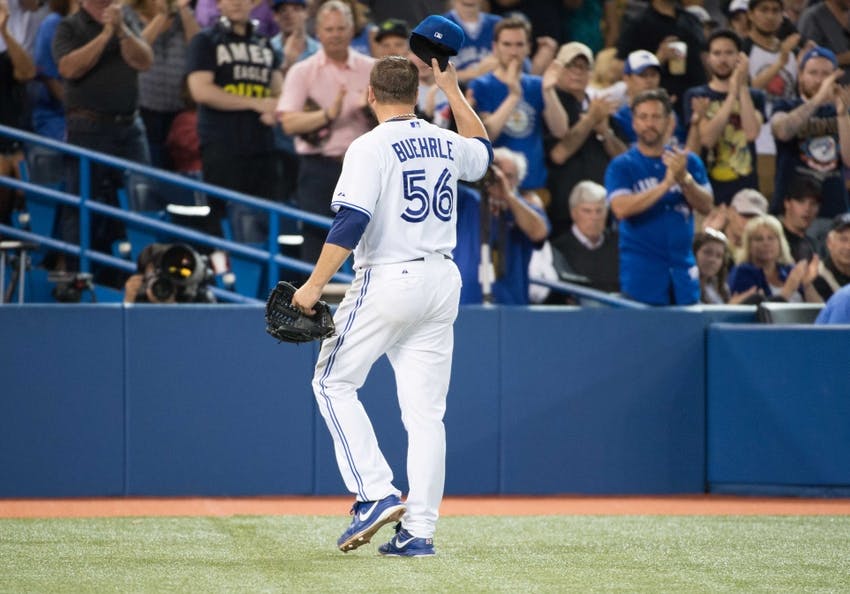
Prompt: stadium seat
<box><xmin>756</xmin><ymin>302</ymin><xmax>824</xmax><ymax>324</ymax></box>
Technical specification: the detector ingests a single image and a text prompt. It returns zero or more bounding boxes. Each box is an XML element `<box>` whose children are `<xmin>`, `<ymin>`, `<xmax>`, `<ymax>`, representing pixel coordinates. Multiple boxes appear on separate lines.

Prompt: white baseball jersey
<box><xmin>330</xmin><ymin>118</ymin><xmax>491</xmax><ymax>267</ymax></box>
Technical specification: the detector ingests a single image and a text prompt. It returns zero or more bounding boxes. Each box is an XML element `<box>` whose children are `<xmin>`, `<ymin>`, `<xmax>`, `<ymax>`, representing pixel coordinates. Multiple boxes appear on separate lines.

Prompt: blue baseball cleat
<box><xmin>378</xmin><ymin>523</ymin><xmax>436</xmax><ymax>557</ymax></box>
<box><xmin>337</xmin><ymin>495</ymin><xmax>406</xmax><ymax>552</ymax></box>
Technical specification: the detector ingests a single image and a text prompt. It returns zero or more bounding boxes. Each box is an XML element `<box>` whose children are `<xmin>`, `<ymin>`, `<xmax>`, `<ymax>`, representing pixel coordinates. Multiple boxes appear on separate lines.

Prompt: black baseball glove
<box><xmin>265</xmin><ymin>281</ymin><xmax>335</xmax><ymax>343</ymax></box>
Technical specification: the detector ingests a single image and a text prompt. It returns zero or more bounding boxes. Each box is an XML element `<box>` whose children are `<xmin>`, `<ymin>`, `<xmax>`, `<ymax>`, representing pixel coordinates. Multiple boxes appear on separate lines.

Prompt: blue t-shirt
<box><xmin>728</xmin><ymin>262</ymin><xmax>794</xmax><ymax>298</ymax></box>
<box><xmin>772</xmin><ymin>98</ymin><xmax>849</xmax><ymax>218</ymax></box>
<box><xmin>469</xmin><ymin>72</ymin><xmax>547</xmax><ymax>190</ymax></box>
<box><xmin>32</xmin><ymin>12</ymin><xmax>65</xmax><ymax>140</ymax></box>
<box><xmin>444</xmin><ymin>10</ymin><xmax>501</xmax><ymax>73</ymax></box>
<box><xmin>605</xmin><ymin>146</ymin><xmax>711</xmax><ymax>305</ymax></box>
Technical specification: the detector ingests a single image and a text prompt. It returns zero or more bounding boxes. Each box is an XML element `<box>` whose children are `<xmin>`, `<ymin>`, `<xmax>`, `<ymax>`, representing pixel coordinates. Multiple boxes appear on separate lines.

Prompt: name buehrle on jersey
<box><xmin>392</xmin><ymin>136</ymin><xmax>455</xmax><ymax>163</ymax></box>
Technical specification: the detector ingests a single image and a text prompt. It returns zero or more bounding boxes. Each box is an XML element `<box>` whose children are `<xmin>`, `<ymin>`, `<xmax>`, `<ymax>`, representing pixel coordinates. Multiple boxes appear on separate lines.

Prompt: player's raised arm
<box><xmin>432</xmin><ymin>58</ymin><xmax>488</xmax><ymax>141</ymax></box>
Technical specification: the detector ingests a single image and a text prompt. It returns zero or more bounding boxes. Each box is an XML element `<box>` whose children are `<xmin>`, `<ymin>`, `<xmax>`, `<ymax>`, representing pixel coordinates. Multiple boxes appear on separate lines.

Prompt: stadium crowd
<box><xmin>1</xmin><ymin>0</ymin><xmax>849</xmax><ymax>306</ymax></box>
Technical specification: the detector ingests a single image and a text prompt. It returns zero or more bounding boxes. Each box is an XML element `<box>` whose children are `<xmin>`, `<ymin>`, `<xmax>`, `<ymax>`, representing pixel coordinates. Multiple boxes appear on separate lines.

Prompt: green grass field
<box><xmin>1</xmin><ymin>515</ymin><xmax>848</xmax><ymax>593</ymax></box>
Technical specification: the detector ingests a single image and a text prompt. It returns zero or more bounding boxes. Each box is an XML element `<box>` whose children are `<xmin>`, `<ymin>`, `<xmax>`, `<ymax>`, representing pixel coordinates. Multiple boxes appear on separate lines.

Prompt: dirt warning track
<box><xmin>2</xmin><ymin>495</ymin><xmax>850</xmax><ymax>519</ymax></box>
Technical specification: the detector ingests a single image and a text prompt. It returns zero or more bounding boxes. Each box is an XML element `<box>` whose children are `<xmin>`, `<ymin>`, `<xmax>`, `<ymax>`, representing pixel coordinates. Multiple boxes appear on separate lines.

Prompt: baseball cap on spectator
<box><xmin>727</xmin><ymin>0</ymin><xmax>748</xmax><ymax>13</ymax></box>
<box><xmin>556</xmin><ymin>42</ymin><xmax>594</xmax><ymax>68</ymax></box>
<box><xmin>272</xmin><ymin>0</ymin><xmax>306</xmax><ymax>7</ymax></box>
<box><xmin>831</xmin><ymin>212</ymin><xmax>850</xmax><ymax>232</ymax></box>
<box><xmin>800</xmin><ymin>46</ymin><xmax>838</xmax><ymax>70</ymax></box>
<box><xmin>747</xmin><ymin>0</ymin><xmax>781</xmax><ymax>10</ymax></box>
<box><xmin>375</xmin><ymin>18</ymin><xmax>410</xmax><ymax>43</ymax></box>
<box><xmin>731</xmin><ymin>188</ymin><xmax>769</xmax><ymax>216</ymax></box>
<box><xmin>685</xmin><ymin>5</ymin><xmax>713</xmax><ymax>24</ymax></box>
<box><xmin>624</xmin><ymin>50</ymin><xmax>661</xmax><ymax>75</ymax></box>
<box><xmin>410</xmin><ymin>15</ymin><xmax>465</xmax><ymax>70</ymax></box>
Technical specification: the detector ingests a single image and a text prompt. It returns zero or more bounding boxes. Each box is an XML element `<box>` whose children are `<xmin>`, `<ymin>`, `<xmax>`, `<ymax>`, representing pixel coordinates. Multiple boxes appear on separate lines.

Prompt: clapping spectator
<box><xmin>270</xmin><ymin>0</ymin><xmax>317</xmax><ymax>204</ymax></box>
<box><xmin>271</xmin><ymin>0</ymin><xmax>317</xmax><ymax>76</ymax></box>
<box><xmin>813</xmin><ymin>213</ymin><xmax>850</xmax><ymax>301</ymax></box>
<box><xmin>277</xmin><ymin>0</ymin><xmax>373</xmax><ymax>262</ymax></box>
<box><xmin>605</xmin><ymin>88</ymin><xmax>713</xmax><ymax>305</ymax></box>
<box><xmin>468</xmin><ymin>16</ymin><xmax>567</xmax><ymax>202</ymax></box>
<box><xmin>1</xmin><ymin>0</ymin><xmax>50</xmax><ymax>57</ymax></box>
<box><xmin>729</xmin><ymin>214</ymin><xmax>822</xmax><ymax>303</ymax></box>
<box><xmin>683</xmin><ymin>30</ymin><xmax>765</xmax><ymax>206</ymax></box>
<box><xmin>53</xmin><ymin>0</ymin><xmax>153</xmax><ymax>280</ymax></box>
<box><xmin>771</xmin><ymin>47</ymin><xmax>850</xmax><ymax>239</ymax></box>
<box><xmin>32</xmin><ymin>0</ymin><xmax>77</xmax><ymax>141</ymax></box>
<box><xmin>547</xmin><ymin>42</ymin><xmax>625</xmax><ymax>239</ymax></box>
<box><xmin>128</xmin><ymin>0</ymin><xmax>199</xmax><ymax>170</ymax></box>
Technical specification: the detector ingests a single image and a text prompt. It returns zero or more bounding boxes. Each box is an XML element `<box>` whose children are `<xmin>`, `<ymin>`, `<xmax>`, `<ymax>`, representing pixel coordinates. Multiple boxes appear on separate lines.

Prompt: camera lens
<box><xmin>148</xmin><ymin>276</ymin><xmax>175</xmax><ymax>302</ymax></box>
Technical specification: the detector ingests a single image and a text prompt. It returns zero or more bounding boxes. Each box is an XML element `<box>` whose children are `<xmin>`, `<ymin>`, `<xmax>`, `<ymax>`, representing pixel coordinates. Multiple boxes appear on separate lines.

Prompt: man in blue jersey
<box><xmin>605</xmin><ymin>88</ymin><xmax>714</xmax><ymax>305</ymax></box>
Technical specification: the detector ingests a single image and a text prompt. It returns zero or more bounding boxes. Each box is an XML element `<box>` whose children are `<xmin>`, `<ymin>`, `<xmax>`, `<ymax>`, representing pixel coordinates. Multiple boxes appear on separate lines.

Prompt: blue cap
<box><xmin>624</xmin><ymin>50</ymin><xmax>661</xmax><ymax>75</ymax></box>
<box><xmin>800</xmin><ymin>46</ymin><xmax>838</xmax><ymax>70</ymax></box>
<box><xmin>410</xmin><ymin>15</ymin><xmax>465</xmax><ymax>69</ymax></box>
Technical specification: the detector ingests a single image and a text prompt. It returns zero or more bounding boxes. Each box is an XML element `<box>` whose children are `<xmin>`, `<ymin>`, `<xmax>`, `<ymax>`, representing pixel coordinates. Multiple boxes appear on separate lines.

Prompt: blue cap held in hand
<box><xmin>410</xmin><ymin>15</ymin><xmax>465</xmax><ymax>70</ymax></box>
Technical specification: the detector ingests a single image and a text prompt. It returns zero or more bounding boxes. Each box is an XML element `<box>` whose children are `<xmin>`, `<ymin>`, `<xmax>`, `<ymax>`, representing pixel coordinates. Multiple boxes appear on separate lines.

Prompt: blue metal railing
<box><xmin>0</xmin><ymin>124</ymin><xmax>354</xmax><ymax>303</ymax></box>
<box><xmin>0</xmin><ymin>124</ymin><xmax>646</xmax><ymax>308</ymax></box>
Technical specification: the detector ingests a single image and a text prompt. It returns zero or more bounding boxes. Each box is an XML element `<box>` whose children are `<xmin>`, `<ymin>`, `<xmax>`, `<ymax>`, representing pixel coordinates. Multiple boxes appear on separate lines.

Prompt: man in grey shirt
<box><xmin>798</xmin><ymin>0</ymin><xmax>850</xmax><ymax>84</ymax></box>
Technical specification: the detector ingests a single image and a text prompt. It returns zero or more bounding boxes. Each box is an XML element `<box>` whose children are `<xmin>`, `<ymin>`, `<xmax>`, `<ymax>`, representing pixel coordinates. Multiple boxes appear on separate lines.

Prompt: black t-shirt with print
<box><xmin>772</xmin><ymin>98</ymin><xmax>849</xmax><ymax>218</ymax></box>
<box><xmin>186</xmin><ymin>20</ymin><xmax>281</xmax><ymax>155</ymax></box>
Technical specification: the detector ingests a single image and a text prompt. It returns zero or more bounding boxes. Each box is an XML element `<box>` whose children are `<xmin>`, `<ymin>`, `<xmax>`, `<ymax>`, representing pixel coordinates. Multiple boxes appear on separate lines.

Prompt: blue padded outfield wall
<box><xmin>1</xmin><ymin>305</ymin><xmax>847</xmax><ymax>497</ymax></box>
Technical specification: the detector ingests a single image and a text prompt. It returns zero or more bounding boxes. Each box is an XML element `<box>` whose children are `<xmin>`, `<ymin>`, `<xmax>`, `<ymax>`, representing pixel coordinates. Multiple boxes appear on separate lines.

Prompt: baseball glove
<box><xmin>265</xmin><ymin>281</ymin><xmax>335</xmax><ymax>343</ymax></box>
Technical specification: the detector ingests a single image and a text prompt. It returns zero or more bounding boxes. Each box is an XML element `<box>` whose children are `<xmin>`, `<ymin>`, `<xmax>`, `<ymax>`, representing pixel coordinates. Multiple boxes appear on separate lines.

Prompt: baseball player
<box><xmin>292</xmin><ymin>46</ymin><xmax>492</xmax><ymax>555</ymax></box>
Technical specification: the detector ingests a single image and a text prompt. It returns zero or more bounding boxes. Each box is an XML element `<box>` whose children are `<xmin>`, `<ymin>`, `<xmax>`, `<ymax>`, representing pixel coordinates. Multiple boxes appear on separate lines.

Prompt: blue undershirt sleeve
<box><xmin>325</xmin><ymin>206</ymin><xmax>370</xmax><ymax>250</ymax></box>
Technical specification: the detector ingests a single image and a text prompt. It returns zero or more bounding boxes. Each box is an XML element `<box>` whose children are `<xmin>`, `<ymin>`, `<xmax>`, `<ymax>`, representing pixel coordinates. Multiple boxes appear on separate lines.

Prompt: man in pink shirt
<box><xmin>277</xmin><ymin>0</ymin><xmax>374</xmax><ymax>263</ymax></box>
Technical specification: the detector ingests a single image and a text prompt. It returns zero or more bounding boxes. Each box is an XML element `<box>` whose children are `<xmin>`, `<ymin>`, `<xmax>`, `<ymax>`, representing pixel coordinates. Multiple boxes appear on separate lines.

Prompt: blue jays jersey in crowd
<box><xmin>605</xmin><ymin>146</ymin><xmax>712</xmax><ymax>305</ymax></box>
<box><xmin>444</xmin><ymin>10</ymin><xmax>501</xmax><ymax>73</ymax></box>
<box><xmin>469</xmin><ymin>72</ymin><xmax>547</xmax><ymax>190</ymax></box>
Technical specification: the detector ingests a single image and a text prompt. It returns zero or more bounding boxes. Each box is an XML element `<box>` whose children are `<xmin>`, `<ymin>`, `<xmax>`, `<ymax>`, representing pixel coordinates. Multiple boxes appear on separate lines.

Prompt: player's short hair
<box><xmin>317</xmin><ymin>0</ymin><xmax>353</xmax><ymax>28</ymax></box>
<box><xmin>493</xmin><ymin>15</ymin><xmax>531</xmax><ymax>44</ymax></box>
<box><xmin>631</xmin><ymin>88</ymin><xmax>673</xmax><ymax>117</ymax></box>
<box><xmin>370</xmin><ymin>56</ymin><xmax>419</xmax><ymax>105</ymax></box>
